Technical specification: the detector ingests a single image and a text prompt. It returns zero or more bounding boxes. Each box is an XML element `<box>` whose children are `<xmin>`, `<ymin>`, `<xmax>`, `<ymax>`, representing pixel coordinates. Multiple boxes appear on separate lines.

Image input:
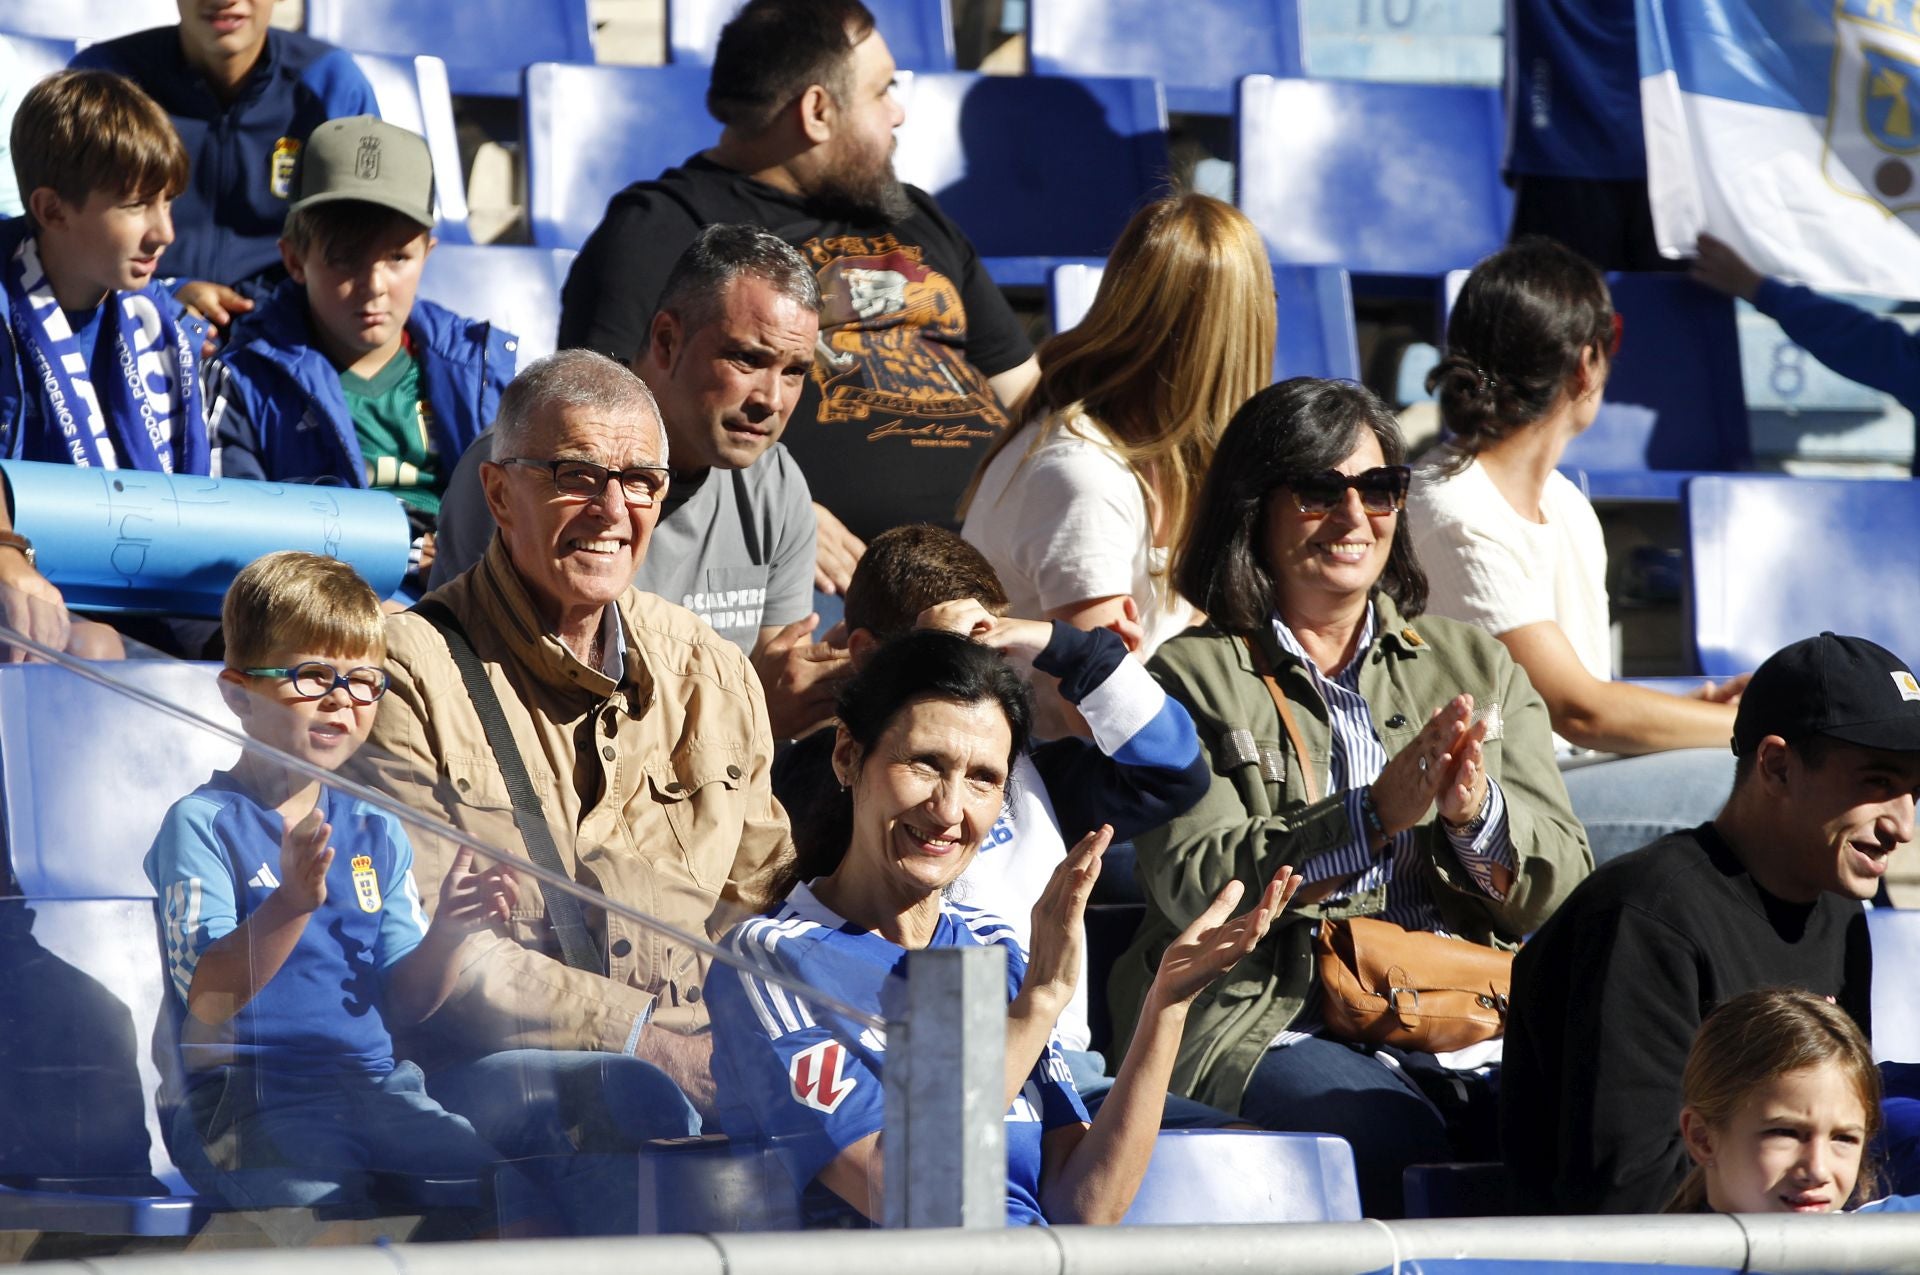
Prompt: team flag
<box><xmin>1639</xmin><ymin>0</ymin><xmax>1920</xmax><ymax>294</ymax></box>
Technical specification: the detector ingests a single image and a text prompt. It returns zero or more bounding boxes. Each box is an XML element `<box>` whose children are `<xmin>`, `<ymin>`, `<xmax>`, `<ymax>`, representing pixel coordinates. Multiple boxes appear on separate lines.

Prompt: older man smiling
<box><xmin>362</xmin><ymin>350</ymin><xmax>792</xmax><ymax>1153</ymax></box>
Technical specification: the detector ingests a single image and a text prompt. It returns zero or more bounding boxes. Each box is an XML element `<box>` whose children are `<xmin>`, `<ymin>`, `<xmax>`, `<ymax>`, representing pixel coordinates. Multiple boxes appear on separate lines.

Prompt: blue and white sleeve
<box><xmin>1440</xmin><ymin>778</ymin><xmax>1515</xmax><ymax>899</ymax></box>
<box><xmin>374</xmin><ymin>812</ymin><xmax>430</xmax><ymax>969</ymax></box>
<box><xmin>144</xmin><ymin>799</ymin><xmax>240</xmax><ymax>1006</ymax></box>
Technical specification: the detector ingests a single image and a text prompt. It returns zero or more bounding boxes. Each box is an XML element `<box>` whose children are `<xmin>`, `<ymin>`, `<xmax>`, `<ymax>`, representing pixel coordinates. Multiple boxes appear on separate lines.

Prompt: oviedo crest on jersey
<box><xmin>1824</xmin><ymin>0</ymin><xmax>1920</xmax><ymax>217</ymax></box>
<box><xmin>351</xmin><ymin>854</ymin><xmax>381</xmax><ymax>913</ymax></box>
<box><xmin>270</xmin><ymin>137</ymin><xmax>301</xmax><ymax>201</ymax></box>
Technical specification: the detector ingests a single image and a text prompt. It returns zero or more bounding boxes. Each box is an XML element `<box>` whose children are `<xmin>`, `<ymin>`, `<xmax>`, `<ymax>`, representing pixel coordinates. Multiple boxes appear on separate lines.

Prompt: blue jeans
<box><xmin>1559</xmin><ymin>748</ymin><xmax>1735</xmax><ymax>868</ymax></box>
<box><xmin>424</xmin><ymin>1049</ymin><xmax>701</xmax><ymax>1157</ymax></box>
<box><xmin>1065</xmin><ymin>1049</ymin><xmax>1242</xmax><ymax>1129</ymax></box>
<box><xmin>171</xmin><ymin>1061</ymin><xmax>499</xmax><ymax>1210</ymax></box>
<box><xmin>1235</xmin><ymin>1038</ymin><xmax>1451</xmax><ymax>1219</ymax></box>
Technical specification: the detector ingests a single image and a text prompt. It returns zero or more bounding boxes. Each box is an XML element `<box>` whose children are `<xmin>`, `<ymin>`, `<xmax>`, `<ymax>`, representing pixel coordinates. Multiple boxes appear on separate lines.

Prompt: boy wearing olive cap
<box><xmin>1501</xmin><ymin>632</ymin><xmax>1920</xmax><ymax>1215</ymax></box>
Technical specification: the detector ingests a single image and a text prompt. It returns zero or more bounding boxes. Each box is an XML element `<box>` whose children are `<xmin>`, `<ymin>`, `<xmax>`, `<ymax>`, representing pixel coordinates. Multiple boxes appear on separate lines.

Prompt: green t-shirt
<box><xmin>340</xmin><ymin>344</ymin><xmax>440</xmax><ymax>517</ymax></box>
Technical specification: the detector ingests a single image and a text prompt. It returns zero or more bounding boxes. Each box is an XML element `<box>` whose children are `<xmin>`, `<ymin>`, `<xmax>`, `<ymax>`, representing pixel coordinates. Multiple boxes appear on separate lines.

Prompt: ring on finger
<box><xmin>1417</xmin><ymin>755</ymin><xmax>1430</xmax><ymax>776</ymax></box>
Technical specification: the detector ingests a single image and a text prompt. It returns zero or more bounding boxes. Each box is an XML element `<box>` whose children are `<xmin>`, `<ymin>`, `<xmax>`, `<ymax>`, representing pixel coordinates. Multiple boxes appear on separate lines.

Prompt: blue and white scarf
<box><xmin>3</xmin><ymin>233</ymin><xmax>207</xmax><ymax>474</ymax></box>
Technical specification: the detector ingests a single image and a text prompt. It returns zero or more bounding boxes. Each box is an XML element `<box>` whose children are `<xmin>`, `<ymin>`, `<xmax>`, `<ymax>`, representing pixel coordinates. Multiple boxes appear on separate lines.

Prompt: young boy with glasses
<box><xmin>144</xmin><ymin>550</ymin><xmax>519</xmax><ymax>1209</ymax></box>
<box><xmin>207</xmin><ymin>118</ymin><xmax>516</xmax><ymax>599</ymax></box>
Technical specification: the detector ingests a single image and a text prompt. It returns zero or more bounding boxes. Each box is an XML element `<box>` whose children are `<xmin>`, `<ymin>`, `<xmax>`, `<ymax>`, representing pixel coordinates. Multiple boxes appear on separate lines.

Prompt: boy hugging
<box><xmin>144</xmin><ymin>551</ymin><xmax>517</xmax><ymax>1209</ymax></box>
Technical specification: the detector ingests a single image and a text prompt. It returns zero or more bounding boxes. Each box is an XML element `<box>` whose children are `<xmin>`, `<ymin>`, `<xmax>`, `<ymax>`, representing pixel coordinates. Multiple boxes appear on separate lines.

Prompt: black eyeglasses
<box><xmin>1283</xmin><ymin>465</ymin><xmax>1412</xmax><ymax>517</ymax></box>
<box><xmin>242</xmin><ymin>661</ymin><xmax>390</xmax><ymax>705</ymax></box>
<box><xmin>502</xmin><ymin>457</ymin><xmax>670</xmax><ymax>507</ymax></box>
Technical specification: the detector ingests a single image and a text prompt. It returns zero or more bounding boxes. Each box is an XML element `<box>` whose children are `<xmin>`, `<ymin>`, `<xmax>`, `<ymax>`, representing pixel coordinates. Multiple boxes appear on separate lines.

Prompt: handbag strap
<box><xmin>413</xmin><ymin>598</ymin><xmax>605</xmax><ymax>975</ymax></box>
<box><xmin>1241</xmin><ymin>634</ymin><xmax>1319</xmax><ymax>803</ymax></box>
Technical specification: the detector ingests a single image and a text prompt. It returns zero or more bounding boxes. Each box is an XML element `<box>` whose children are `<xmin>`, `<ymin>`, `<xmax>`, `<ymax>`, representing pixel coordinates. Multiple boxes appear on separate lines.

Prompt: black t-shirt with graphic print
<box><xmin>557</xmin><ymin>155</ymin><xmax>1033</xmax><ymax>542</ymax></box>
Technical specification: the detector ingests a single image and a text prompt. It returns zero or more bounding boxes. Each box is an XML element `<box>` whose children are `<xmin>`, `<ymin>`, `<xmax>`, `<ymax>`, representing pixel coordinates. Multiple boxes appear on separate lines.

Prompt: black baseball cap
<box><xmin>1732</xmin><ymin>632</ymin><xmax>1920</xmax><ymax>756</ymax></box>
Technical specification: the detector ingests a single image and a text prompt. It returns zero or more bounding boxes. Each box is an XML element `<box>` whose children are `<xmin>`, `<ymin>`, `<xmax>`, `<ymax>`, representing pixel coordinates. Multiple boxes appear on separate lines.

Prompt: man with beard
<box><xmin>556</xmin><ymin>0</ymin><xmax>1039</xmax><ymax>598</ymax></box>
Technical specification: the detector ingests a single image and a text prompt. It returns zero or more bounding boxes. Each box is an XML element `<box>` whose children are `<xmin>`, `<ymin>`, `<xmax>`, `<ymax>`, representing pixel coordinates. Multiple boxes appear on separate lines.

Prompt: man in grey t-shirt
<box><xmin>433</xmin><ymin>225</ymin><xmax>851</xmax><ymax>737</ymax></box>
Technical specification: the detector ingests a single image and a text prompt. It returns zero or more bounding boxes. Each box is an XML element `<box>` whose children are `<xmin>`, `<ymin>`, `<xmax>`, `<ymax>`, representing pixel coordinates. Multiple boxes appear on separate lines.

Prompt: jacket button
<box><xmin>665</xmin><ymin>781</ymin><xmax>685</xmax><ymax>795</ymax></box>
<box><xmin>1385</xmin><ymin>714</ymin><xmax>1408</xmax><ymax>729</ymax></box>
<box><xmin>685</xmin><ymin>985</ymin><xmax>702</xmax><ymax>1004</ymax></box>
<box><xmin>726</xmin><ymin>764</ymin><xmax>742</xmax><ymax>780</ymax></box>
<box><xmin>456</xmin><ymin>777</ymin><xmax>471</xmax><ymax>792</ymax></box>
<box><xmin>601</xmin><ymin>745</ymin><xmax>616</xmax><ymax>762</ymax></box>
<box><xmin>610</xmin><ymin>938</ymin><xmax>632</xmax><ymax>958</ymax></box>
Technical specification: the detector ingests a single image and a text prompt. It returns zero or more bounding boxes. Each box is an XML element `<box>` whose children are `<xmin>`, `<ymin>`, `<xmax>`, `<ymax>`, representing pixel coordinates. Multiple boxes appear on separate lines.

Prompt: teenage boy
<box><xmin>146</xmin><ymin>550</ymin><xmax>517</xmax><ymax>1208</ymax></box>
<box><xmin>73</xmin><ymin>0</ymin><xmax>379</xmax><ymax>327</ymax></box>
<box><xmin>208</xmin><ymin>117</ymin><xmax>513</xmax><ymax>597</ymax></box>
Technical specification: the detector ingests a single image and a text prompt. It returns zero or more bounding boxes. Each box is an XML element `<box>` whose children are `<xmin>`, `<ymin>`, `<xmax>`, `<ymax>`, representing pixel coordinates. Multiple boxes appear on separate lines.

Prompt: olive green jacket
<box><xmin>1109</xmin><ymin>594</ymin><xmax>1591</xmax><ymax>1114</ymax></box>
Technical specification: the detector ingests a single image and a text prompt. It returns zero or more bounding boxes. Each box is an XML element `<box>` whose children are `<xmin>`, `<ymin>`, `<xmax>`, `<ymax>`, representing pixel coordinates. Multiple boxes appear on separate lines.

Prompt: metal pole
<box><xmin>884</xmin><ymin>945</ymin><xmax>1007</xmax><ymax>1229</ymax></box>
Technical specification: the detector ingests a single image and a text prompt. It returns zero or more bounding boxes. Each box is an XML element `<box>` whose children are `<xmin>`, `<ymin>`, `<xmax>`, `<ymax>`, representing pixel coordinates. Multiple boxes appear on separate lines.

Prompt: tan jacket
<box><xmin>363</xmin><ymin>540</ymin><xmax>793</xmax><ymax>1067</ymax></box>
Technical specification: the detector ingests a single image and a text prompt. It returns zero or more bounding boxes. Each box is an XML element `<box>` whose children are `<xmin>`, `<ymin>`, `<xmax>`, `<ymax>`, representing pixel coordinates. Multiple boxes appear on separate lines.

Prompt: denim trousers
<box><xmin>1559</xmin><ymin>747</ymin><xmax>1735</xmax><ymax>868</ymax></box>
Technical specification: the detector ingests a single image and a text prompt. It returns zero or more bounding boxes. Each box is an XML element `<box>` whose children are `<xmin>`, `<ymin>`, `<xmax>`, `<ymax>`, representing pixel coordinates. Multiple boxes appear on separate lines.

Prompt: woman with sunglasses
<box><xmin>1108</xmin><ymin>377</ymin><xmax>1589</xmax><ymax>1218</ymax></box>
<box><xmin>1406</xmin><ymin>237</ymin><xmax>1744</xmax><ymax>867</ymax></box>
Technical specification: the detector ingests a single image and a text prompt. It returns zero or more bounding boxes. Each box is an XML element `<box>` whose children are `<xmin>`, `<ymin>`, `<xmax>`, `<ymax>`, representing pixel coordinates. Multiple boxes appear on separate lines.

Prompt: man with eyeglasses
<box><xmin>360</xmin><ymin>348</ymin><xmax>793</xmax><ymax>1165</ymax></box>
<box><xmin>433</xmin><ymin>224</ymin><xmax>849</xmax><ymax>739</ymax></box>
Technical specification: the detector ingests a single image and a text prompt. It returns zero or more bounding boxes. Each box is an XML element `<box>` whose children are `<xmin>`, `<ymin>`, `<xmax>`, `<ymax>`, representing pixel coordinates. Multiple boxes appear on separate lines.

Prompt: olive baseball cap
<box><xmin>289</xmin><ymin>115</ymin><xmax>435</xmax><ymax>227</ymax></box>
<box><xmin>1732</xmin><ymin>632</ymin><xmax>1920</xmax><ymax>756</ymax></box>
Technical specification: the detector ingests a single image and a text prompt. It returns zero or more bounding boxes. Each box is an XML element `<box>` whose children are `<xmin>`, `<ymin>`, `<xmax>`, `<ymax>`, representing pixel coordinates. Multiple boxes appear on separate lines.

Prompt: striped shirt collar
<box><xmin>1270</xmin><ymin>602</ymin><xmax>1378</xmax><ymax>689</ymax></box>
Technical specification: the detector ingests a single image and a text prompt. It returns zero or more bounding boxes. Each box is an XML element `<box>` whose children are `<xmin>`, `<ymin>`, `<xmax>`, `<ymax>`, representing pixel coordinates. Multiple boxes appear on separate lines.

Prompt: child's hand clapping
<box><xmin>279</xmin><ymin>807</ymin><xmax>334</xmax><ymax>913</ymax></box>
<box><xmin>434</xmin><ymin>845</ymin><xmax>518</xmax><ymax>936</ymax></box>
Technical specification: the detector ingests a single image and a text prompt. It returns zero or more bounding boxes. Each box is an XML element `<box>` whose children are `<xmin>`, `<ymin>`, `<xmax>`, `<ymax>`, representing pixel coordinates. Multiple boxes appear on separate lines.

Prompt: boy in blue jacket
<box><xmin>208</xmin><ymin>117</ymin><xmax>514</xmax><ymax>596</ymax></box>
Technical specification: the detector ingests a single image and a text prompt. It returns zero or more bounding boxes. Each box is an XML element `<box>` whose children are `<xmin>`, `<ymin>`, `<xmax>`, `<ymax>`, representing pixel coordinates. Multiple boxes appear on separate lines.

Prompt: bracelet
<box><xmin>0</xmin><ymin>529</ymin><xmax>33</xmax><ymax>569</ymax></box>
<box><xmin>1442</xmin><ymin>793</ymin><xmax>1490</xmax><ymax>835</ymax></box>
<box><xmin>1358</xmin><ymin>786</ymin><xmax>1389</xmax><ymax>844</ymax></box>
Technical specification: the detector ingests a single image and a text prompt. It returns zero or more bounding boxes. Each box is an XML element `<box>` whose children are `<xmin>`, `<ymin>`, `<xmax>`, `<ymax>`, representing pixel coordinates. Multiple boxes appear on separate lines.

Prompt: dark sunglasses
<box><xmin>502</xmin><ymin>457</ymin><xmax>670</xmax><ymax>506</ymax></box>
<box><xmin>1282</xmin><ymin>465</ymin><xmax>1412</xmax><ymax>517</ymax></box>
<box><xmin>242</xmin><ymin>661</ymin><xmax>390</xmax><ymax>705</ymax></box>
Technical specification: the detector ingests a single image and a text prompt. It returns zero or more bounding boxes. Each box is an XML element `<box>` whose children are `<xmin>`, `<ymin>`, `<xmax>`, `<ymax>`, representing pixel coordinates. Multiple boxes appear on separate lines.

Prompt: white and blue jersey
<box><xmin>144</xmin><ymin>773</ymin><xmax>430</xmax><ymax>1079</ymax></box>
<box><xmin>707</xmin><ymin>883</ymin><xmax>1090</xmax><ymax>1225</ymax></box>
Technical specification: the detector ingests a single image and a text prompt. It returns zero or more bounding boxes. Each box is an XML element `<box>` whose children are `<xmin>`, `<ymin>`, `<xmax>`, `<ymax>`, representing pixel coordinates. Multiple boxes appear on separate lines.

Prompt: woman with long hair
<box><xmin>961</xmin><ymin>194</ymin><xmax>1275</xmax><ymax>656</ymax></box>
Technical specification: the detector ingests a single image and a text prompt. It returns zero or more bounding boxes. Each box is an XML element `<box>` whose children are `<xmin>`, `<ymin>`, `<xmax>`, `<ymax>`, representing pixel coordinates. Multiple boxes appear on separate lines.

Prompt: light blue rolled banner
<box><xmin>1</xmin><ymin>461</ymin><xmax>410</xmax><ymax>616</ymax></box>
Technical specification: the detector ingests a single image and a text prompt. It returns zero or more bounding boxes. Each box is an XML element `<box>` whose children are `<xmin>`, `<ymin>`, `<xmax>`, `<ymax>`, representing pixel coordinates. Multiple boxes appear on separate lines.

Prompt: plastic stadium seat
<box><xmin>1121</xmin><ymin>1130</ymin><xmax>1361</xmax><ymax>1223</ymax></box>
<box><xmin>348</xmin><ymin>52</ymin><xmax>472</xmax><ymax>243</ymax></box>
<box><xmin>1028</xmin><ymin>0</ymin><xmax>1304</xmax><ymax>116</ymax></box>
<box><xmin>0</xmin><ymin>0</ymin><xmax>171</xmax><ymax>41</ymax></box>
<box><xmin>0</xmin><ymin>662</ymin><xmax>237</xmax><ymax>899</ymax></box>
<box><xmin>492</xmin><ymin>1139</ymin><xmax>804</xmax><ymax>1234</ymax></box>
<box><xmin>1402</xmin><ymin>1161</ymin><xmax>1511</xmax><ymax>1218</ymax></box>
<box><xmin>523</xmin><ymin>63</ymin><xmax>717</xmax><ymax>251</ymax></box>
<box><xmin>1682</xmin><ymin>474</ymin><xmax>1920</xmax><ymax>678</ymax></box>
<box><xmin>5</xmin><ymin>33</ymin><xmax>75</xmax><ymax>84</ymax></box>
<box><xmin>307</xmin><ymin>0</ymin><xmax>594</xmax><ymax>97</ymax></box>
<box><xmin>1300</xmin><ymin>0</ymin><xmax>1503</xmax><ymax>86</ymax></box>
<box><xmin>1235</xmin><ymin>76</ymin><xmax>1508</xmax><ymax>281</ymax></box>
<box><xmin>1439</xmin><ymin>273</ymin><xmax>1749</xmax><ymax>502</ymax></box>
<box><xmin>418</xmin><ymin>244</ymin><xmax>576</xmax><ymax>367</ymax></box>
<box><xmin>890</xmin><ymin>73</ymin><xmax>1169</xmax><ymax>286</ymax></box>
<box><xmin>667</xmin><ymin>0</ymin><xmax>955</xmax><ymax>70</ymax></box>
<box><xmin>1869</xmin><ymin>909</ymin><xmax>1920</xmax><ymax>1064</ymax></box>
<box><xmin>1049</xmin><ymin>261</ymin><xmax>1360</xmax><ymax>382</ymax></box>
<box><xmin>0</xmin><ymin>896</ymin><xmax>201</xmax><ymax>1236</ymax></box>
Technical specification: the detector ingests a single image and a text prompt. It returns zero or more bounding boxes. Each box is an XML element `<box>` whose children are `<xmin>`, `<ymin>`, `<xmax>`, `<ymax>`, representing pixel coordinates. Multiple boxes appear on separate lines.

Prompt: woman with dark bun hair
<box><xmin>1406</xmin><ymin>237</ymin><xmax>1744</xmax><ymax>866</ymax></box>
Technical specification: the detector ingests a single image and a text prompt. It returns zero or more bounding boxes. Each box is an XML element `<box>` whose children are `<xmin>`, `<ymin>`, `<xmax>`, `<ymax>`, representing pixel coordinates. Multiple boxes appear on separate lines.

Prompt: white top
<box><xmin>1407</xmin><ymin>449</ymin><xmax>1610</xmax><ymax>752</ymax></box>
<box><xmin>962</xmin><ymin>409</ymin><xmax>1201</xmax><ymax>658</ymax></box>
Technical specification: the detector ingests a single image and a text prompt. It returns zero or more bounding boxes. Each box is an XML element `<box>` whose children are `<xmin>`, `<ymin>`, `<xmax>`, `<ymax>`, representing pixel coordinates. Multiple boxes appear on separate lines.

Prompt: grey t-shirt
<box><xmin>432</xmin><ymin>427</ymin><xmax>817</xmax><ymax>652</ymax></box>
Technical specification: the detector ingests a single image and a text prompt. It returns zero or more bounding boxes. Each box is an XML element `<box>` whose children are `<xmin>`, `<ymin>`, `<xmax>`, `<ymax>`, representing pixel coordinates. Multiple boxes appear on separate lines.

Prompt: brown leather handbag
<box><xmin>1241</xmin><ymin>636</ymin><xmax>1513</xmax><ymax>1053</ymax></box>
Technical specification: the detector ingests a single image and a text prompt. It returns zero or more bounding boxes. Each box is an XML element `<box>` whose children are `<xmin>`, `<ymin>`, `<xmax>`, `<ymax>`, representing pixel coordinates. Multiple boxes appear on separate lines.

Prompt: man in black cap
<box><xmin>1500</xmin><ymin>632</ymin><xmax>1920</xmax><ymax>1214</ymax></box>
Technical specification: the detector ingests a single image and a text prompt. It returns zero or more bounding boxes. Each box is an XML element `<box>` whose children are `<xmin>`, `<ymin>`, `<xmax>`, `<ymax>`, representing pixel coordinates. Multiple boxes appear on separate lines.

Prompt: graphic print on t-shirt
<box><xmin>804</xmin><ymin>233</ymin><xmax>1009</xmax><ymax>451</ymax></box>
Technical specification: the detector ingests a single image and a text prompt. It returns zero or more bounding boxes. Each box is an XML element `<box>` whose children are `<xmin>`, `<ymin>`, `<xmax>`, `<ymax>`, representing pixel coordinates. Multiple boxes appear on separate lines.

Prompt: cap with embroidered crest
<box><xmin>1732</xmin><ymin>632</ymin><xmax>1920</xmax><ymax>756</ymax></box>
<box><xmin>288</xmin><ymin>115</ymin><xmax>434</xmax><ymax>228</ymax></box>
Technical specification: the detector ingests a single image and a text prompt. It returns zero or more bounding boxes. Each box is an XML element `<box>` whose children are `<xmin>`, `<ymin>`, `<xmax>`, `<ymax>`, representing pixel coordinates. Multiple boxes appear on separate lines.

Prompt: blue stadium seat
<box><xmin>307</xmin><ymin>0</ymin><xmax>594</xmax><ymax>97</ymax></box>
<box><xmin>1402</xmin><ymin>1161</ymin><xmax>1511</xmax><ymax>1218</ymax></box>
<box><xmin>1028</xmin><ymin>0</ymin><xmax>1304</xmax><ymax>116</ymax></box>
<box><xmin>348</xmin><ymin>52</ymin><xmax>472</xmax><ymax>243</ymax></box>
<box><xmin>418</xmin><ymin>244</ymin><xmax>576</xmax><ymax>367</ymax></box>
<box><xmin>1235</xmin><ymin>75</ymin><xmax>1508</xmax><ymax>282</ymax></box>
<box><xmin>0</xmin><ymin>896</ymin><xmax>201</xmax><ymax>1236</ymax></box>
<box><xmin>668</xmin><ymin>0</ymin><xmax>955</xmax><ymax>70</ymax></box>
<box><xmin>1121</xmin><ymin>1130</ymin><xmax>1361</xmax><ymax>1223</ymax></box>
<box><xmin>1049</xmin><ymin>261</ymin><xmax>1360</xmax><ymax>382</ymax></box>
<box><xmin>1300</xmin><ymin>0</ymin><xmax>1503</xmax><ymax>86</ymax></box>
<box><xmin>4</xmin><ymin>32</ymin><xmax>75</xmax><ymax>84</ymax></box>
<box><xmin>891</xmin><ymin>73</ymin><xmax>1168</xmax><ymax>286</ymax></box>
<box><xmin>1870</xmin><ymin>909</ymin><xmax>1920</xmax><ymax>1064</ymax></box>
<box><xmin>0</xmin><ymin>662</ymin><xmax>237</xmax><ymax>899</ymax></box>
<box><xmin>522</xmin><ymin>62</ymin><xmax>717</xmax><ymax>251</ymax></box>
<box><xmin>491</xmin><ymin>1139</ymin><xmax>804</xmax><ymax>1234</ymax></box>
<box><xmin>1682</xmin><ymin>474</ymin><xmax>1920</xmax><ymax>678</ymax></box>
<box><xmin>0</xmin><ymin>0</ymin><xmax>171</xmax><ymax>41</ymax></box>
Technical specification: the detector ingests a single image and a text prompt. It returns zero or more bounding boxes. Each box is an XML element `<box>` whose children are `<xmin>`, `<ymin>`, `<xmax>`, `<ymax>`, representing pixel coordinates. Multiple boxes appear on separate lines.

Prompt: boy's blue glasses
<box><xmin>242</xmin><ymin>661</ymin><xmax>391</xmax><ymax>705</ymax></box>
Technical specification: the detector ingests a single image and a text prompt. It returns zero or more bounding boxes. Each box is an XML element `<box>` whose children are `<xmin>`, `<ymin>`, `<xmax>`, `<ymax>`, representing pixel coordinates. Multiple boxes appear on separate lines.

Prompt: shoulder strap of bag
<box><xmin>412</xmin><ymin>598</ymin><xmax>605</xmax><ymax>974</ymax></box>
<box><xmin>1241</xmin><ymin>634</ymin><xmax>1319</xmax><ymax>803</ymax></box>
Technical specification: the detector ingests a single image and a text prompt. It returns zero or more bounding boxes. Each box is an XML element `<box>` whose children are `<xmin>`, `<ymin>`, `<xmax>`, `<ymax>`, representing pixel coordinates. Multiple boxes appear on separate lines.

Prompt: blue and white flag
<box><xmin>1639</xmin><ymin>0</ymin><xmax>1920</xmax><ymax>295</ymax></box>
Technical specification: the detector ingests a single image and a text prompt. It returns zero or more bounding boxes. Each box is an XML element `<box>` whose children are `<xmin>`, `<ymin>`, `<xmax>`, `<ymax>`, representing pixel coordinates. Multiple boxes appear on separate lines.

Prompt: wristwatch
<box><xmin>0</xmin><ymin>530</ymin><xmax>33</xmax><ymax>568</ymax></box>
